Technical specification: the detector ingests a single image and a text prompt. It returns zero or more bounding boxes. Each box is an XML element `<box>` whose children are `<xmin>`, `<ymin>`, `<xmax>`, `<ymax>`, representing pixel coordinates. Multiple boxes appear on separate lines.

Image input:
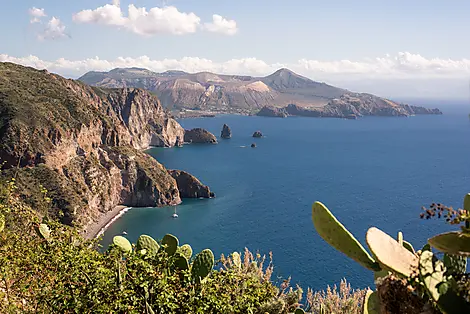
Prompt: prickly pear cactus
<box><xmin>162</xmin><ymin>234</ymin><xmax>179</xmax><ymax>256</ymax></box>
<box><xmin>172</xmin><ymin>253</ymin><xmax>190</xmax><ymax>271</ymax></box>
<box><xmin>113</xmin><ymin>235</ymin><xmax>132</xmax><ymax>253</ymax></box>
<box><xmin>191</xmin><ymin>249</ymin><xmax>214</xmax><ymax>282</ymax></box>
<box><xmin>232</xmin><ymin>252</ymin><xmax>242</xmax><ymax>269</ymax></box>
<box><xmin>179</xmin><ymin>244</ymin><xmax>193</xmax><ymax>260</ymax></box>
<box><xmin>366</xmin><ymin>227</ymin><xmax>418</xmax><ymax>277</ymax></box>
<box><xmin>428</xmin><ymin>231</ymin><xmax>470</xmax><ymax>256</ymax></box>
<box><xmin>402</xmin><ymin>240</ymin><xmax>415</xmax><ymax>254</ymax></box>
<box><xmin>362</xmin><ymin>289</ymin><xmax>380</xmax><ymax>314</ymax></box>
<box><xmin>397</xmin><ymin>231</ymin><xmax>403</xmax><ymax>246</ymax></box>
<box><xmin>294</xmin><ymin>308</ymin><xmax>305</xmax><ymax>314</ymax></box>
<box><xmin>38</xmin><ymin>223</ymin><xmax>51</xmax><ymax>241</ymax></box>
<box><xmin>419</xmin><ymin>250</ymin><xmax>446</xmax><ymax>301</ymax></box>
<box><xmin>464</xmin><ymin>193</ymin><xmax>470</xmax><ymax>212</ymax></box>
<box><xmin>0</xmin><ymin>214</ymin><xmax>4</xmax><ymax>233</ymax></box>
<box><xmin>443</xmin><ymin>253</ymin><xmax>467</xmax><ymax>275</ymax></box>
<box><xmin>311</xmin><ymin>202</ymin><xmax>380</xmax><ymax>271</ymax></box>
<box><xmin>136</xmin><ymin>235</ymin><xmax>159</xmax><ymax>256</ymax></box>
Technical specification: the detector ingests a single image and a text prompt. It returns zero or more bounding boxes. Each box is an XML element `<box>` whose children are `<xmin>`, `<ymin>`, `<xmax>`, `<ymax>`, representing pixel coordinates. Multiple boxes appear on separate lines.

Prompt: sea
<box><xmin>101</xmin><ymin>102</ymin><xmax>470</xmax><ymax>291</ymax></box>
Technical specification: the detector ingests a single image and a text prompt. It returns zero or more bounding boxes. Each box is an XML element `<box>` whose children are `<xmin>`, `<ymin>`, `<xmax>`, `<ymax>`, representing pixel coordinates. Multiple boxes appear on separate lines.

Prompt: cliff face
<box><xmin>168</xmin><ymin>170</ymin><xmax>215</xmax><ymax>199</ymax></box>
<box><xmin>0</xmin><ymin>62</ymin><xmax>187</xmax><ymax>228</ymax></box>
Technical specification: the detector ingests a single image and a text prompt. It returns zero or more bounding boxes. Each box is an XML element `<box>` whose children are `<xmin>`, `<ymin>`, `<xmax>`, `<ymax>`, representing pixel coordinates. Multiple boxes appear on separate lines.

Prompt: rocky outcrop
<box><xmin>251</xmin><ymin>143</ymin><xmax>257</xmax><ymax>148</ymax></box>
<box><xmin>168</xmin><ymin>170</ymin><xmax>215</xmax><ymax>199</ymax></box>
<box><xmin>0</xmin><ymin>62</ymin><xmax>207</xmax><ymax>228</ymax></box>
<box><xmin>221</xmin><ymin>124</ymin><xmax>232</xmax><ymax>139</ymax></box>
<box><xmin>184</xmin><ymin>128</ymin><xmax>218</xmax><ymax>144</ymax></box>
<box><xmin>257</xmin><ymin>106</ymin><xmax>288</xmax><ymax>118</ymax></box>
<box><xmin>253</xmin><ymin>131</ymin><xmax>263</xmax><ymax>138</ymax></box>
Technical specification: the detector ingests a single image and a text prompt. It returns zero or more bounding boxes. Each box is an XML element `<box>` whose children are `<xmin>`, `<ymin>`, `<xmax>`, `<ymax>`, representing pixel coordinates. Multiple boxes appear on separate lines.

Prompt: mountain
<box><xmin>79</xmin><ymin>67</ymin><xmax>442</xmax><ymax>117</ymax></box>
<box><xmin>0</xmin><ymin>62</ymin><xmax>207</xmax><ymax>231</ymax></box>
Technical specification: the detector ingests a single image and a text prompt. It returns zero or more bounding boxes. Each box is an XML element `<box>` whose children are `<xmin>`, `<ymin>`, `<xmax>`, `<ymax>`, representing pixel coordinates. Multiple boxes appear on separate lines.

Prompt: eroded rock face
<box><xmin>168</xmin><ymin>170</ymin><xmax>215</xmax><ymax>199</ymax></box>
<box><xmin>184</xmin><ymin>128</ymin><xmax>218</xmax><ymax>144</ymax></box>
<box><xmin>253</xmin><ymin>131</ymin><xmax>263</xmax><ymax>138</ymax></box>
<box><xmin>221</xmin><ymin>124</ymin><xmax>232</xmax><ymax>139</ymax></box>
<box><xmin>0</xmin><ymin>62</ymin><xmax>189</xmax><ymax>228</ymax></box>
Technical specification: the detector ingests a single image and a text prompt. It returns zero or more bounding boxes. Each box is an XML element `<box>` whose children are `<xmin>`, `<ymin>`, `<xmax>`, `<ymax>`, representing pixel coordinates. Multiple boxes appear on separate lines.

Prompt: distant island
<box><xmin>79</xmin><ymin>67</ymin><xmax>442</xmax><ymax>118</ymax></box>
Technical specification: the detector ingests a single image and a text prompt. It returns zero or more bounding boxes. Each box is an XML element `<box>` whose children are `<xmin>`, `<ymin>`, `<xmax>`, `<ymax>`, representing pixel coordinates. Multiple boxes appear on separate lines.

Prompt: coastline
<box><xmin>83</xmin><ymin>205</ymin><xmax>132</xmax><ymax>240</ymax></box>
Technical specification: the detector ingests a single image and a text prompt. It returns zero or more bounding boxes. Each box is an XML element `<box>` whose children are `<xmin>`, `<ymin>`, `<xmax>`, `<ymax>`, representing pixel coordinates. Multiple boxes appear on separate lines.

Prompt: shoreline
<box><xmin>83</xmin><ymin>205</ymin><xmax>132</xmax><ymax>240</ymax></box>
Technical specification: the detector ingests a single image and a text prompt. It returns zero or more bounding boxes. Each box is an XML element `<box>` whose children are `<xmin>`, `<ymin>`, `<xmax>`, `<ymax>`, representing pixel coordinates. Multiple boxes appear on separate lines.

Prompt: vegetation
<box><xmin>311</xmin><ymin>193</ymin><xmax>470</xmax><ymax>313</ymax></box>
<box><xmin>0</xmin><ymin>177</ymin><xmax>367</xmax><ymax>313</ymax></box>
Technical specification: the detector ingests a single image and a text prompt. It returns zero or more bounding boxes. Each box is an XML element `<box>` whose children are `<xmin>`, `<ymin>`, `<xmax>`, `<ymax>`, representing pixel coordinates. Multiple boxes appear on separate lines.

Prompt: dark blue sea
<box><xmin>101</xmin><ymin>104</ymin><xmax>470</xmax><ymax>290</ymax></box>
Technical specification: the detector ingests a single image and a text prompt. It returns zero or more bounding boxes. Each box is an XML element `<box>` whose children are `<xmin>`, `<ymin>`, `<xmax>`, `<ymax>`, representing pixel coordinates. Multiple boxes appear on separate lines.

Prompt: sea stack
<box><xmin>184</xmin><ymin>128</ymin><xmax>218</xmax><ymax>144</ymax></box>
<box><xmin>221</xmin><ymin>124</ymin><xmax>232</xmax><ymax>139</ymax></box>
<box><xmin>253</xmin><ymin>131</ymin><xmax>263</xmax><ymax>138</ymax></box>
<box><xmin>251</xmin><ymin>143</ymin><xmax>257</xmax><ymax>148</ymax></box>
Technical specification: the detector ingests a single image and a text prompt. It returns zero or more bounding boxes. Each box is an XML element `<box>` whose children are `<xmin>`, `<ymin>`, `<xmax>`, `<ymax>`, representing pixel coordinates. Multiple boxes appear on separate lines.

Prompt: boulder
<box><xmin>251</xmin><ymin>143</ymin><xmax>257</xmax><ymax>148</ymax></box>
<box><xmin>168</xmin><ymin>170</ymin><xmax>215</xmax><ymax>199</ymax></box>
<box><xmin>253</xmin><ymin>131</ymin><xmax>263</xmax><ymax>138</ymax></box>
<box><xmin>221</xmin><ymin>124</ymin><xmax>232</xmax><ymax>139</ymax></box>
<box><xmin>184</xmin><ymin>128</ymin><xmax>218</xmax><ymax>144</ymax></box>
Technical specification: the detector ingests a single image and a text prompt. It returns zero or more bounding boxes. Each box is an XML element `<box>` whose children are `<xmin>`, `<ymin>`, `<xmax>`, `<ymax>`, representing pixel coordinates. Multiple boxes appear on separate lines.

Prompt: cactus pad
<box><xmin>362</xmin><ymin>289</ymin><xmax>380</xmax><ymax>314</ymax></box>
<box><xmin>136</xmin><ymin>235</ymin><xmax>159</xmax><ymax>256</ymax></box>
<box><xmin>113</xmin><ymin>235</ymin><xmax>132</xmax><ymax>253</ymax></box>
<box><xmin>366</xmin><ymin>227</ymin><xmax>418</xmax><ymax>277</ymax></box>
<box><xmin>294</xmin><ymin>309</ymin><xmax>305</xmax><ymax>314</ymax></box>
<box><xmin>38</xmin><ymin>223</ymin><xmax>51</xmax><ymax>241</ymax></box>
<box><xmin>464</xmin><ymin>193</ymin><xmax>470</xmax><ymax>211</ymax></box>
<box><xmin>191</xmin><ymin>249</ymin><xmax>214</xmax><ymax>282</ymax></box>
<box><xmin>179</xmin><ymin>244</ymin><xmax>193</xmax><ymax>260</ymax></box>
<box><xmin>397</xmin><ymin>232</ymin><xmax>403</xmax><ymax>246</ymax></box>
<box><xmin>419</xmin><ymin>250</ymin><xmax>445</xmax><ymax>301</ymax></box>
<box><xmin>162</xmin><ymin>234</ymin><xmax>179</xmax><ymax>255</ymax></box>
<box><xmin>312</xmin><ymin>201</ymin><xmax>380</xmax><ymax>271</ymax></box>
<box><xmin>232</xmin><ymin>252</ymin><xmax>242</xmax><ymax>269</ymax></box>
<box><xmin>443</xmin><ymin>254</ymin><xmax>467</xmax><ymax>275</ymax></box>
<box><xmin>173</xmin><ymin>253</ymin><xmax>190</xmax><ymax>271</ymax></box>
<box><xmin>428</xmin><ymin>231</ymin><xmax>470</xmax><ymax>256</ymax></box>
<box><xmin>402</xmin><ymin>240</ymin><xmax>415</xmax><ymax>254</ymax></box>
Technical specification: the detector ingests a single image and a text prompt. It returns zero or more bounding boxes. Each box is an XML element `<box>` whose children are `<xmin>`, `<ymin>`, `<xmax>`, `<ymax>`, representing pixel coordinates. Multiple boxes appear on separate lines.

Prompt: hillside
<box><xmin>79</xmin><ymin>67</ymin><xmax>442</xmax><ymax>117</ymax></box>
<box><xmin>0</xmin><ymin>62</ymin><xmax>203</xmax><ymax>231</ymax></box>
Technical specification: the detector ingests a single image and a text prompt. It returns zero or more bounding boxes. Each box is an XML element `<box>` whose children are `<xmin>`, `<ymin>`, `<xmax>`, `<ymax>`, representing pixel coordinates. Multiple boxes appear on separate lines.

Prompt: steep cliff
<box><xmin>0</xmin><ymin>62</ymin><xmax>190</xmax><ymax>228</ymax></box>
<box><xmin>168</xmin><ymin>170</ymin><xmax>215</xmax><ymax>199</ymax></box>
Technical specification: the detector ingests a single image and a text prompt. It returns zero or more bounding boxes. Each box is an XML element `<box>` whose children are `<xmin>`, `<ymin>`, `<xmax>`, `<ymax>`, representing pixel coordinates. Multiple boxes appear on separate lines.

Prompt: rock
<box><xmin>168</xmin><ymin>170</ymin><xmax>215</xmax><ymax>199</ymax></box>
<box><xmin>257</xmin><ymin>106</ymin><xmax>288</xmax><ymax>118</ymax></box>
<box><xmin>221</xmin><ymin>124</ymin><xmax>232</xmax><ymax>139</ymax></box>
<box><xmin>0</xmin><ymin>62</ymin><xmax>186</xmax><ymax>228</ymax></box>
<box><xmin>184</xmin><ymin>128</ymin><xmax>218</xmax><ymax>144</ymax></box>
<box><xmin>252</xmin><ymin>131</ymin><xmax>263</xmax><ymax>138</ymax></box>
<box><xmin>251</xmin><ymin>143</ymin><xmax>257</xmax><ymax>148</ymax></box>
<box><xmin>175</xmin><ymin>136</ymin><xmax>183</xmax><ymax>147</ymax></box>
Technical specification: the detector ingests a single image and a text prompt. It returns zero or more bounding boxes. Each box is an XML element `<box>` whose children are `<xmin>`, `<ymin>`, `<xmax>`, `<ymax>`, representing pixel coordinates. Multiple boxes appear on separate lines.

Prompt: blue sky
<box><xmin>2</xmin><ymin>0</ymin><xmax>470</xmax><ymax>99</ymax></box>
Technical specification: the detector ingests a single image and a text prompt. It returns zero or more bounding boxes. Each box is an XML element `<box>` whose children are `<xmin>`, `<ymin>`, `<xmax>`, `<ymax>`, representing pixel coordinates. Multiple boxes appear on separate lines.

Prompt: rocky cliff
<box><xmin>0</xmin><ymin>62</ymin><xmax>202</xmax><ymax>228</ymax></box>
<box><xmin>168</xmin><ymin>170</ymin><xmax>215</xmax><ymax>199</ymax></box>
<box><xmin>79</xmin><ymin>67</ymin><xmax>442</xmax><ymax>117</ymax></box>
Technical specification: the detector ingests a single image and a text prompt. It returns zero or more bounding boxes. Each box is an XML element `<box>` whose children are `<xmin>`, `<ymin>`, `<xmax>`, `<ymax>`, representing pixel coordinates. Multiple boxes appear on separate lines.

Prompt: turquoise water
<box><xmin>101</xmin><ymin>105</ymin><xmax>470</xmax><ymax>290</ymax></box>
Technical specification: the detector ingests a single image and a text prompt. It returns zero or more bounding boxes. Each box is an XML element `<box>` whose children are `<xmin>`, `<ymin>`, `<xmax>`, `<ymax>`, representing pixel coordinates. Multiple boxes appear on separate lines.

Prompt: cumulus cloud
<box><xmin>29</xmin><ymin>7</ymin><xmax>46</xmax><ymax>23</ymax></box>
<box><xmin>2</xmin><ymin>52</ymin><xmax>470</xmax><ymax>82</ymax></box>
<box><xmin>204</xmin><ymin>14</ymin><xmax>238</xmax><ymax>35</ymax></box>
<box><xmin>73</xmin><ymin>3</ymin><xmax>201</xmax><ymax>35</ymax></box>
<box><xmin>38</xmin><ymin>17</ymin><xmax>68</xmax><ymax>40</ymax></box>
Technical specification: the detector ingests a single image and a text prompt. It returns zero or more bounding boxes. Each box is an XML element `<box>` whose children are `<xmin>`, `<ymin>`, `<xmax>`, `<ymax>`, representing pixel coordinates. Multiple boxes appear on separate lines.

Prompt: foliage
<box><xmin>312</xmin><ymin>193</ymin><xmax>470</xmax><ymax>314</ymax></box>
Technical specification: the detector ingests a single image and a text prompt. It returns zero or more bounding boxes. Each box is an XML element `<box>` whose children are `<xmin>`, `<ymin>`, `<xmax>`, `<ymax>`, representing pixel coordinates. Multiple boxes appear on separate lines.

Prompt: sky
<box><xmin>2</xmin><ymin>0</ymin><xmax>470</xmax><ymax>100</ymax></box>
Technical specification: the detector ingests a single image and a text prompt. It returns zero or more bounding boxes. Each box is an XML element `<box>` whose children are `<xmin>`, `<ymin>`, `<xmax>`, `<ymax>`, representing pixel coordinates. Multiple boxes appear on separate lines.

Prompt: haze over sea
<box><xmin>102</xmin><ymin>102</ymin><xmax>470</xmax><ymax>290</ymax></box>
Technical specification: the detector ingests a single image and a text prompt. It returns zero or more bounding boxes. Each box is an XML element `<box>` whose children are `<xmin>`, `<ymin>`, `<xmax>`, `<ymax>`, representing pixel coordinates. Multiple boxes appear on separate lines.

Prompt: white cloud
<box><xmin>204</xmin><ymin>14</ymin><xmax>238</xmax><ymax>35</ymax></box>
<box><xmin>73</xmin><ymin>4</ymin><xmax>201</xmax><ymax>35</ymax></box>
<box><xmin>29</xmin><ymin>7</ymin><xmax>46</xmax><ymax>23</ymax></box>
<box><xmin>2</xmin><ymin>52</ymin><xmax>470</xmax><ymax>98</ymax></box>
<box><xmin>38</xmin><ymin>17</ymin><xmax>68</xmax><ymax>40</ymax></box>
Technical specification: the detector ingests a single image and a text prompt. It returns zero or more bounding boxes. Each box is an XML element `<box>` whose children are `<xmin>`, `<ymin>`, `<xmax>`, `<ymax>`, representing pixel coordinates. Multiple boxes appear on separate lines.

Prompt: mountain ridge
<box><xmin>79</xmin><ymin>67</ymin><xmax>442</xmax><ymax>117</ymax></box>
